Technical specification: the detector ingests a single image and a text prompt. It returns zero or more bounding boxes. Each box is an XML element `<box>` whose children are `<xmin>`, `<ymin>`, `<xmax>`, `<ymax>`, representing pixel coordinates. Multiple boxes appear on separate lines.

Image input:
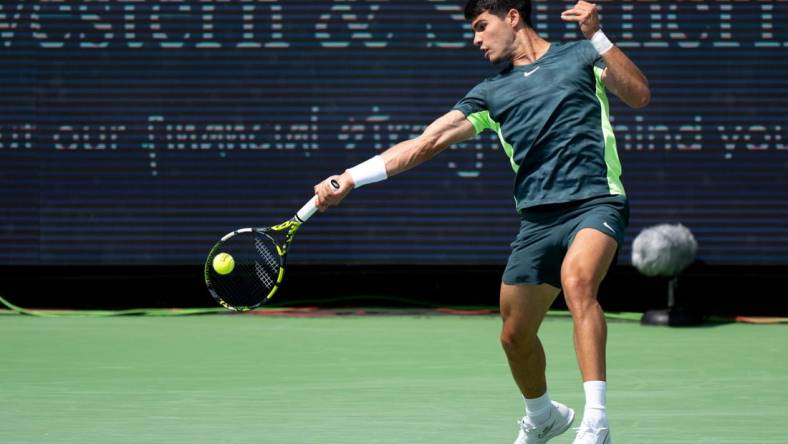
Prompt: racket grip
<box><xmin>296</xmin><ymin>196</ymin><xmax>319</xmax><ymax>222</ymax></box>
<box><xmin>296</xmin><ymin>180</ymin><xmax>340</xmax><ymax>223</ymax></box>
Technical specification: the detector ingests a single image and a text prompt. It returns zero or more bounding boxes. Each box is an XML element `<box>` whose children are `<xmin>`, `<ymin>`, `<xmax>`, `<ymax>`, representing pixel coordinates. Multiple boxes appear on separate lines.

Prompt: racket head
<box><xmin>204</xmin><ymin>227</ymin><xmax>288</xmax><ymax>311</ymax></box>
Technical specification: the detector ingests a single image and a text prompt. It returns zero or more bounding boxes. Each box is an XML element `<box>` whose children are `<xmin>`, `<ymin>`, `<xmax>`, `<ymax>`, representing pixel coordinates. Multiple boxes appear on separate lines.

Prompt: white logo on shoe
<box><xmin>537</xmin><ymin>423</ymin><xmax>553</xmax><ymax>439</ymax></box>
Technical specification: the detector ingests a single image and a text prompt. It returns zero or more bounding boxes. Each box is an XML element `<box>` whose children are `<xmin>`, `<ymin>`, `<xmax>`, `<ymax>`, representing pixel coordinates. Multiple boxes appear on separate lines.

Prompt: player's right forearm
<box><xmin>315</xmin><ymin>135</ymin><xmax>430</xmax><ymax>204</ymax></box>
<box><xmin>339</xmin><ymin>134</ymin><xmax>440</xmax><ymax>190</ymax></box>
<box><xmin>341</xmin><ymin>110</ymin><xmax>471</xmax><ymax>190</ymax></box>
<box><xmin>315</xmin><ymin>111</ymin><xmax>470</xmax><ymax>210</ymax></box>
<box><xmin>379</xmin><ymin>134</ymin><xmax>442</xmax><ymax>177</ymax></box>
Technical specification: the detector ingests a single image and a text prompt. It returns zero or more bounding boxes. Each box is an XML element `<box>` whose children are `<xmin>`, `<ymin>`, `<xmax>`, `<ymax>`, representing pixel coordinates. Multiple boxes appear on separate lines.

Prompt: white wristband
<box><xmin>346</xmin><ymin>155</ymin><xmax>388</xmax><ymax>188</ymax></box>
<box><xmin>590</xmin><ymin>29</ymin><xmax>613</xmax><ymax>55</ymax></box>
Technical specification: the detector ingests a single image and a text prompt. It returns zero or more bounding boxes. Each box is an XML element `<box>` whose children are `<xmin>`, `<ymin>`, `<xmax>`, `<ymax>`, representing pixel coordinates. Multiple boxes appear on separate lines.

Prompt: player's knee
<box><xmin>561</xmin><ymin>272</ymin><xmax>595</xmax><ymax>295</ymax></box>
<box><xmin>561</xmin><ymin>274</ymin><xmax>597</xmax><ymax>310</ymax></box>
<box><xmin>500</xmin><ymin>326</ymin><xmax>537</xmax><ymax>356</ymax></box>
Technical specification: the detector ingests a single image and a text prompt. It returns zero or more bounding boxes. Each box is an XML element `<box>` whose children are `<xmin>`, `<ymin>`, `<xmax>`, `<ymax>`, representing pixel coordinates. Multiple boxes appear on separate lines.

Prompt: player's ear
<box><xmin>507</xmin><ymin>9</ymin><xmax>519</xmax><ymax>28</ymax></box>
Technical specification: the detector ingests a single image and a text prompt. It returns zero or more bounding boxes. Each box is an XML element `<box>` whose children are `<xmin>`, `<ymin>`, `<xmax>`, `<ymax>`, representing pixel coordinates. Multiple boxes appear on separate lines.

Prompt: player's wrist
<box><xmin>346</xmin><ymin>155</ymin><xmax>388</xmax><ymax>188</ymax></box>
<box><xmin>590</xmin><ymin>29</ymin><xmax>613</xmax><ymax>55</ymax></box>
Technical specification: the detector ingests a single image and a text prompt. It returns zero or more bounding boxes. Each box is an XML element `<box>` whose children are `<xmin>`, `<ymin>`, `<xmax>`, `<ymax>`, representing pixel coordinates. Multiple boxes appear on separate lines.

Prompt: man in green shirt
<box><xmin>314</xmin><ymin>1</ymin><xmax>650</xmax><ymax>443</ymax></box>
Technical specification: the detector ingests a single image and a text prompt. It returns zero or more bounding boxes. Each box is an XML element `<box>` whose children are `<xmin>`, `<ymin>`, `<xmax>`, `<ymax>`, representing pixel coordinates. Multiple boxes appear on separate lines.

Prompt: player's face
<box><xmin>471</xmin><ymin>11</ymin><xmax>515</xmax><ymax>64</ymax></box>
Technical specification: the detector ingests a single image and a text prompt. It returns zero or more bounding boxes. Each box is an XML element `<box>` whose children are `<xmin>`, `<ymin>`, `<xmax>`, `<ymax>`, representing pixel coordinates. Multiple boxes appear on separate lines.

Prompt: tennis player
<box><xmin>314</xmin><ymin>1</ymin><xmax>649</xmax><ymax>442</ymax></box>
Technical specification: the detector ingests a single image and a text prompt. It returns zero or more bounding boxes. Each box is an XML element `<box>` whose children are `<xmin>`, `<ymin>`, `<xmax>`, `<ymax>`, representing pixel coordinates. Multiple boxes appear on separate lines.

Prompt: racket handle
<box><xmin>296</xmin><ymin>180</ymin><xmax>340</xmax><ymax>223</ymax></box>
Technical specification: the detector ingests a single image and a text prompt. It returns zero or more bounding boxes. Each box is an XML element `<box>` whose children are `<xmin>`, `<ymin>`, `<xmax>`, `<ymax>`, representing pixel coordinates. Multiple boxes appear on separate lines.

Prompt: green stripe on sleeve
<box><xmin>593</xmin><ymin>66</ymin><xmax>625</xmax><ymax>196</ymax></box>
<box><xmin>466</xmin><ymin>110</ymin><xmax>492</xmax><ymax>135</ymax></box>
<box><xmin>467</xmin><ymin>110</ymin><xmax>519</xmax><ymax>173</ymax></box>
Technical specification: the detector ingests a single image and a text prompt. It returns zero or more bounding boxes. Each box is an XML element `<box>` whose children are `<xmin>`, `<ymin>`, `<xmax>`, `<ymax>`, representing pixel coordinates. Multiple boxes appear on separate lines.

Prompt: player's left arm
<box><xmin>561</xmin><ymin>1</ymin><xmax>651</xmax><ymax>109</ymax></box>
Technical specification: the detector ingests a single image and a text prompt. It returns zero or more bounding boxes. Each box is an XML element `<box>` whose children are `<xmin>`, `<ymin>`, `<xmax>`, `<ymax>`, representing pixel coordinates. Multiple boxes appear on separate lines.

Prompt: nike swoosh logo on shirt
<box><xmin>523</xmin><ymin>66</ymin><xmax>540</xmax><ymax>77</ymax></box>
<box><xmin>603</xmin><ymin>222</ymin><xmax>616</xmax><ymax>233</ymax></box>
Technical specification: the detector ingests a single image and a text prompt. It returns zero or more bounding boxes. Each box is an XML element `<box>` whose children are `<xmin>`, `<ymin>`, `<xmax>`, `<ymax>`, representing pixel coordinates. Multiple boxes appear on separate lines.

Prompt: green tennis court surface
<box><xmin>1</xmin><ymin>313</ymin><xmax>786</xmax><ymax>443</ymax></box>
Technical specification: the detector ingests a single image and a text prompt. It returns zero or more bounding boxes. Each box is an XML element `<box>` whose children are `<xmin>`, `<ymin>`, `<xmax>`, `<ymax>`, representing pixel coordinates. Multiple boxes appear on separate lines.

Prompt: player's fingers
<box><xmin>564</xmin><ymin>5</ymin><xmax>591</xmax><ymax>15</ymax></box>
<box><xmin>315</xmin><ymin>178</ymin><xmax>336</xmax><ymax>210</ymax></box>
<box><xmin>322</xmin><ymin>180</ymin><xmax>335</xmax><ymax>200</ymax></box>
<box><xmin>328</xmin><ymin>175</ymin><xmax>343</xmax><ymax>192</ymax></box>
<box><xmin>323</xmin><ymin>176</ymin><xmax>346</xmax><ymax>206</ymax></box>
<box><xmin>583</xmin><ymin>3</ymin><xmax>598</xmax><ymax>15</ymax></box>
<box><xmin>573</xmin><ymin>1</ymin><xmax>594</xmax><ymax>11</ymax></box>
<box><xmin>314</xmin><ymin>184</ymin><xmax>327</xmax><ymax>211</ymax></box>
<box><xmin>579</xmin><ymin>3</ymin><xmax>598</xmax><ymax>16</ymax></box>
<box><xmin>561</xmin><ymin>8</ymin><xmax>591</xmax><ymax>23</ymax></box>
<box><xmin>560</xmin><ymin>14</ymin><xmax>582</xmax><ymax>23</ymax></box>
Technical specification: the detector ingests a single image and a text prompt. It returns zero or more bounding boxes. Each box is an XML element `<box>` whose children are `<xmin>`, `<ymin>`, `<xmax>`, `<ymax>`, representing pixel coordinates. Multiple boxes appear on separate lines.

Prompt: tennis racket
<box><xmin>204</xmin><ymin>180</ymin><xmax>339</xmax><ymax>311</ymax></box>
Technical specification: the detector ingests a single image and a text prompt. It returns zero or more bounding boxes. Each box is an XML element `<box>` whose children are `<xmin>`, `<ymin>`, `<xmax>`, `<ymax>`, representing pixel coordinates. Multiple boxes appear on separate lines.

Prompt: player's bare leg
<box><xmin>501</xmin><ymin>282</ymin><xmax>575</xmax><ymax>443</ymax></box>
<box><xmin>560</xmin><ymin>227</ymin><xmax>618</xmax><ymax>443</ymax></box>
<box><xmin>561</xmin><ymin>228</ymin><xmax>617</xmax><ymax>382</ymax></box>
<box><xmin>500</xmin><ymin>282</ymin><xmax>559</xmax><ymax>397</ymax></box>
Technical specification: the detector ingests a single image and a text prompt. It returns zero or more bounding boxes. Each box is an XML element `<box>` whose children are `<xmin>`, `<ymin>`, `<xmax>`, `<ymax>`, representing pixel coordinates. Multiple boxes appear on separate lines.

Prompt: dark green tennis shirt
<box><xmin>453</xmin><ymin>40</ymin><xmax>625</xmax><ymax>212</ymax></box>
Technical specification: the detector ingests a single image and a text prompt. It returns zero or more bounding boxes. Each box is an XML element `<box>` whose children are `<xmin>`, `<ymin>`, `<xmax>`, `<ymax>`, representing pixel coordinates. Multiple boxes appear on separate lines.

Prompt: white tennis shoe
<box><xmin>572</xmin><ymin>425</ymin><xmax>611</xmax><ymax>443</ymax></box>
<box><xmin>513</xmin><ymin>401</ymin><xmax>575</xmax><ymax>444</ymax></box>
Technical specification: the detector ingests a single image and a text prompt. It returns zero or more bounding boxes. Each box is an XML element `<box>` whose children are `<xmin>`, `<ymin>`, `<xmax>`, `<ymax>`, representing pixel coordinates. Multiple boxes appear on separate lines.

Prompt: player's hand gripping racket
<box><xmin>204</xmin><ymin>180</ymin><xmax>339</xmax><ymax>311</ymax></box>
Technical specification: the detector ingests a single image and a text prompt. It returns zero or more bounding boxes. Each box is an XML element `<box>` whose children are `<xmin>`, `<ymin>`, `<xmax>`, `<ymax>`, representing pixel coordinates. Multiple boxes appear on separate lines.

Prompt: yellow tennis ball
<box><xmin>212</xmin><ymin>252</ymin><xmax>235</xmax><ymax>275</ymax></box>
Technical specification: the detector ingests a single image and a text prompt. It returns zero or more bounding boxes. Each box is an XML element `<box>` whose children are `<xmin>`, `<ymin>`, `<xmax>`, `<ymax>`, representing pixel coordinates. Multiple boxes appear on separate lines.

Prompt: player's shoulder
<box><xmin>553</xmin><ymin>40</ymin><xmax>595</xmax><ymax>57</ymax></box>
<box><xmin>464</xmin><ymin>72</ymin><xmax>505</xmax><ymax>96</ymax></box>
<box><xmin>559</xmin><ymin>39</ymin><xmax>592</xmax><ymax>50</ymax></box>
<box><xmin>566</xmin><ymin>40</ymin><xmax>598</xmax><ymax>59</ymax></box>
<box><xmin>462</xmin><ymin>76</ymin><xmax>492</xmax><ymax>96</ymax></box>
<box><xmin>551</xmin><ymin>40</ymin><xmax>599</xmax><ymax>67</ymax></box>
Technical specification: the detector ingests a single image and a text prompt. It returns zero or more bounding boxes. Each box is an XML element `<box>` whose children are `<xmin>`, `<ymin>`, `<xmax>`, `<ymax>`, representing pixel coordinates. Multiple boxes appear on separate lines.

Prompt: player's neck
<box><xmin>510</xmin><ymin>27</ymin><xmax>550</xmax><ymax>66</ymax></box>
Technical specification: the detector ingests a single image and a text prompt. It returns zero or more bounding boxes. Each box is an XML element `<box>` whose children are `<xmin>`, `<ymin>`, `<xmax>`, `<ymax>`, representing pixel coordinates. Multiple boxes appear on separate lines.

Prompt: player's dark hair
<box><xmin>464</xmin><ymin>0</ymin><xmax>532</xmax><ymax>27</ymax></box>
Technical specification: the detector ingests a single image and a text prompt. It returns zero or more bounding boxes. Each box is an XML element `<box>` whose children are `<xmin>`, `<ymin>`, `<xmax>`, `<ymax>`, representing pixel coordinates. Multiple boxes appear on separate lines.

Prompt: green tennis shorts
<box><xmin>502</xmin><ymin>194</ymin><xmax>629</xmax><ymax>288</ymax></box>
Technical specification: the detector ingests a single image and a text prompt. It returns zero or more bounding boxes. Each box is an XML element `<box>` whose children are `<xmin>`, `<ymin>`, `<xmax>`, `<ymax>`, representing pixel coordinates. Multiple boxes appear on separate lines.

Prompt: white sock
<box><xmin>523</xmin><ymin>392</ymin><xmax>552</xmax><ymax>425</ymax></box>
<box><xmin>582</xmin><ymin>381</ymin><xmax>608</xmax><ymax>428</ymax></box>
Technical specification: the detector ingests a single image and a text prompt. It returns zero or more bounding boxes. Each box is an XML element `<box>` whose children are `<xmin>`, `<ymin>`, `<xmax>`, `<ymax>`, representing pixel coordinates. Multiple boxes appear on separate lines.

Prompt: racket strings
<box><xmin>255</xmin><ymin>262</ymin><xmax>275</xmax><ymax>289</ymax></box>
<box><xmin>256</xmin><ymin>237</ymin><xmax>279</xmax><ymax>270</ymax></box>
<box><xmin>255</xmin><ymin>236</ymin><xmax>280</xmax><ymax>289</ymax></box>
